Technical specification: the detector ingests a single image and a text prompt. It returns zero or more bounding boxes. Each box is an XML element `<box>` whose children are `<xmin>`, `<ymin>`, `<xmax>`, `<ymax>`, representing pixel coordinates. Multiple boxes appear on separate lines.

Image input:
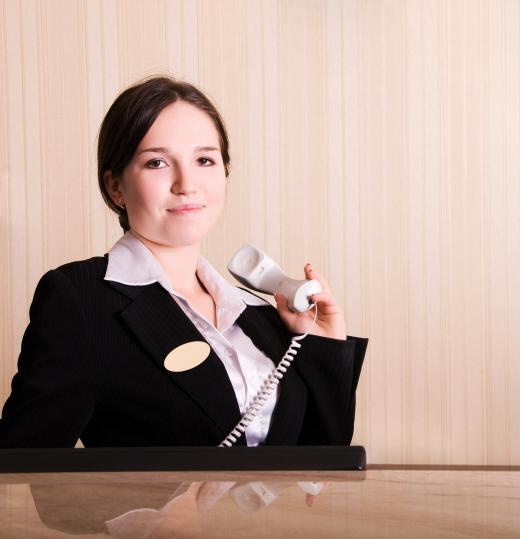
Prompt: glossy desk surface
<box><xmin>1</xmin><ymin>465</ymin><xmax>519</xmax><ymax>538</ymax></box>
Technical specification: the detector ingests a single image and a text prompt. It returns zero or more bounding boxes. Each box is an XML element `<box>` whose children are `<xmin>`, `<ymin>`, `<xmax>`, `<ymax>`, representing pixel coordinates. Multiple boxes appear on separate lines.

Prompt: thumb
<box><xmin>274</xmin><ymin>292</ymin><xmax>288</xmax><ymax>310</ymax></box>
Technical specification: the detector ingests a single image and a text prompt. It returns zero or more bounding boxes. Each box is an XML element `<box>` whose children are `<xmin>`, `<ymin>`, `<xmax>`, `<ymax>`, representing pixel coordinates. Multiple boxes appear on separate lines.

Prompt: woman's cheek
<box><xmin>135</xmin><ymin>183</ymin><xmax>164</xmax><ymax>210</ymax></box>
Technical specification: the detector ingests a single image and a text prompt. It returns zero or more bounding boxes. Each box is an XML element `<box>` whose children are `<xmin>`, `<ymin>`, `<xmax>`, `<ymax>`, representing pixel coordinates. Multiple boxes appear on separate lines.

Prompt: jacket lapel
<box><xmin>106</xmin><ymin>280</ymin><xmax>243</xmax><ymax>443</ymax></box>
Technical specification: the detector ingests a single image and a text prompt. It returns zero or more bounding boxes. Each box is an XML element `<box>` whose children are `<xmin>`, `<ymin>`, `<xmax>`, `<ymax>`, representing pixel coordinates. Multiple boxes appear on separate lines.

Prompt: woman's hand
<box><xmin>274</xmin><ymin>264</ymin><xmax>347</xmax><ymax>340</ymax></box>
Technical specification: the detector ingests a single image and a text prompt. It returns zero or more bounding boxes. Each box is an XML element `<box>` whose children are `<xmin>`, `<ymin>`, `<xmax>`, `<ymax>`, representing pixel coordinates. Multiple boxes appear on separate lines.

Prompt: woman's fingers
<box><xmin>304</xmin><ymin>264</ymin><xmax>330</xmax><ymax>294</ymax></box>
<box><xmin>309</xmin><ymin>291</ymin><xmax>341</xmax><ymax>311</ymax></box>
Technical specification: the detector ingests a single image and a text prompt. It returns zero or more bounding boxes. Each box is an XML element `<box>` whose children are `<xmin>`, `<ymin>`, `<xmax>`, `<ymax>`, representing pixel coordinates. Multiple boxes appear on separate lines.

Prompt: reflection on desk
<box><xmin>1</xmin><ymin>467</ymin><xmax>519</xmax><ymax>538</ymax></box>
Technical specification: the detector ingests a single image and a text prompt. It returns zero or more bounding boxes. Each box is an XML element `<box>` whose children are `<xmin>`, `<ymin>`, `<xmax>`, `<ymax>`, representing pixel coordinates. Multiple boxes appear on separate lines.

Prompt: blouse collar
<box><xmin>104</xmin><ymin>230</ymin><xmax>269</xmax><ymax>309</ymax></box>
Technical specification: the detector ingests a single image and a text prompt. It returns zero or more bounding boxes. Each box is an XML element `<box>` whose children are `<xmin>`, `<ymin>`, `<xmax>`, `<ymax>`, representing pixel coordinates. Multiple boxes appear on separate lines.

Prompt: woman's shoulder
<box><xmin>37</xmin><ymin>255</ymin><xmax>109</xmax><ymax>293</ymax></box>
<box><xmin>54</xmin><ymin>255</ymin><xmax>108</xmax><ymax>280</ymax></box>
<box><xmin>25</xmin><ymin>256</ymin><xmax>112</xmax><ymax>321</ymax></box>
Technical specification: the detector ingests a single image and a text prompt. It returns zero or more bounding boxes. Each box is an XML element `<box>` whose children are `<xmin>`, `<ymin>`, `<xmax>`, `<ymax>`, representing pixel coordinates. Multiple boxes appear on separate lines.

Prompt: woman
<box><xmin>0</xmin><ymin>76</ymin><xmax>368</xmax><ymax>448</ymax></box>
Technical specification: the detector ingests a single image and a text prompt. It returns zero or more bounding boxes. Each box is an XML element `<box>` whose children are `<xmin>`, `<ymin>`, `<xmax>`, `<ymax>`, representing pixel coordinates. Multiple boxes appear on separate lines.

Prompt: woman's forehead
<box><xmin>140</xmin><ymin>101</ymin><xmax>219</xmax><ymax>149</ymax></box>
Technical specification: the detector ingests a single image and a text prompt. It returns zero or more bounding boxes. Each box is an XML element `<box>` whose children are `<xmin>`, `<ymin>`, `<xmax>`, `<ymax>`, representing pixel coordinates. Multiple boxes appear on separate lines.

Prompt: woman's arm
<box><xmin>0</xmin><ymin>269</ymin><xmax>95</xmax><ymax>447</ymax></box>
<box><xmin>271</xmin><ymin>263</ymin><xmax>368</xmax><ymax>444</ymax></box>
<box><xmin>289</xmin><ymin>332</ymin><xmax>368</xmax><ymax>445</ymax></box>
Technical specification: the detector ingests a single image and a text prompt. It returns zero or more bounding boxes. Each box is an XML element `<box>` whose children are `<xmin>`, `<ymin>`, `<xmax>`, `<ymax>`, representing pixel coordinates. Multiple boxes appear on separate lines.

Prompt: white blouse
<box><xmin>104</xmin><ymin>231</ymin><xmax>280</xmax><ymax>446</ymax></box>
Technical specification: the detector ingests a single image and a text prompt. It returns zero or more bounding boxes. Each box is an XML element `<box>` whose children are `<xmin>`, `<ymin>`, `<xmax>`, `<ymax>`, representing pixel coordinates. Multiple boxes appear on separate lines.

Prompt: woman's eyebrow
<box><xmin>138</xmin><ymin>145</ymin><xmax>219</xmax><ymax>155</ymax></box>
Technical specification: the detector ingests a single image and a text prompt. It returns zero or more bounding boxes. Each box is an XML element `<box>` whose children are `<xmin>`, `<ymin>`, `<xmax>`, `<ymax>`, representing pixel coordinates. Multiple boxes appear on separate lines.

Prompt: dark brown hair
<box><xmin>97</xmin><ymin>75</ymin><xmax>231</xmax><ymax>232</ymax></box>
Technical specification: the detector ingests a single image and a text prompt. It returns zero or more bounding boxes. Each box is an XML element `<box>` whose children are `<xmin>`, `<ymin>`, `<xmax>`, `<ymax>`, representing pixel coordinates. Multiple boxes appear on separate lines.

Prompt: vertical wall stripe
<box><xmin>504</xmin><ymin>0</ymin><xmax>520</xmax><ymax>465</ymax></box>
<box><xmin>0</xmin><ymin>0</ymin><xmax>11</xmax><ymax>407</ymax></box>
<box><xmin>5</xmin><ymin>0</ymin><xmax>26</xmax><ymax>385</ymax></box>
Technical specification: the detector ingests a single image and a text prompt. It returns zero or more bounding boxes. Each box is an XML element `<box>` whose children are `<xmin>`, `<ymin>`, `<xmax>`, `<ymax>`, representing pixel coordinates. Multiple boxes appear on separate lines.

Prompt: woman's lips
<box><xmin>167</xmin><ymin>207</ymin><xmax>204</xmax><ymax>215</ymax></box>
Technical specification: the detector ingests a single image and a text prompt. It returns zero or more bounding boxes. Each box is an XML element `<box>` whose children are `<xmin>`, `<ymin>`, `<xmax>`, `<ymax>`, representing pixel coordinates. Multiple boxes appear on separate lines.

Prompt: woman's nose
<box><xmin>171</xmin><ymin>164</ymin><xmax>198</xmax><ymax>195</ymax></box>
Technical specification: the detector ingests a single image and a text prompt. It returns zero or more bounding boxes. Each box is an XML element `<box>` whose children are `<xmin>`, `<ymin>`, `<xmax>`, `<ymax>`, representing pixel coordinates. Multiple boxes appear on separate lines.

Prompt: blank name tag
<box><xmin>164</xmin><ymin>341</ymin><xmax>211</xmax><ymax>372</ymax></box>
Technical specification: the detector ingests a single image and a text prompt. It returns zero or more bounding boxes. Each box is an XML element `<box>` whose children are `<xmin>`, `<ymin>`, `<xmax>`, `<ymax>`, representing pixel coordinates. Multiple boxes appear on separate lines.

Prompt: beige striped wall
<box><xmin>1</xmin><ymin>0</ymin><xmax>519</xmax><ymax>464</ymax></box>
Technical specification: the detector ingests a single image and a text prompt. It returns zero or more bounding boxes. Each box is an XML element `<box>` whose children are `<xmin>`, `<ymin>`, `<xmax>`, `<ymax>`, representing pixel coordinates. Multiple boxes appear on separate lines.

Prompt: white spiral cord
<box><xmin>219</xmin><ymin>303</ymin><xmax>319</xmax><ymax>447</ymax></box>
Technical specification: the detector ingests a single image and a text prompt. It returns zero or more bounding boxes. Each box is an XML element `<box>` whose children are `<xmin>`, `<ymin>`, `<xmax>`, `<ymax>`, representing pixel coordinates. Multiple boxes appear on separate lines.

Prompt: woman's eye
<box><xmin>146</xmin><ymin>159</ymin><xmax>167</xmax><ymax>169</ymax></box>
<box><xmin>198</xmin><ymin>157</ymin><xmax>215</xmax><ymax>166</ymax></box>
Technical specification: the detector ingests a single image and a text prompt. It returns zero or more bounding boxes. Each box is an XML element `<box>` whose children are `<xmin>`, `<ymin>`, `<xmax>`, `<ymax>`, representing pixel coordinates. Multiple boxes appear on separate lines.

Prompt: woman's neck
<box><xmin>129</xmin><ymin>229</ymin><xmax>205</xmax><ymax>297</ymax></box>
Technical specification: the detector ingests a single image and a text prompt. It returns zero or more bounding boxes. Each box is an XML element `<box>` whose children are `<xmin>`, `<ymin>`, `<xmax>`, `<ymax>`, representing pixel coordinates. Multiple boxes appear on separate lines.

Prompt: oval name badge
<box><xmin>163</xmin><ymin>341</ymin><xmax>211</xmax><ymax>373</ymax></box>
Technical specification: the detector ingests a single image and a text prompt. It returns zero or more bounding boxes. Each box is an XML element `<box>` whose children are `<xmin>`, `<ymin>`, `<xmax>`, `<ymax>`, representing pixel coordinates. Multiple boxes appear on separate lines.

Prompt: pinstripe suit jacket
<box><xmin>0</xmin><ymin>255</ymin><xmax>368</xmax><ymax>448</ymax></box>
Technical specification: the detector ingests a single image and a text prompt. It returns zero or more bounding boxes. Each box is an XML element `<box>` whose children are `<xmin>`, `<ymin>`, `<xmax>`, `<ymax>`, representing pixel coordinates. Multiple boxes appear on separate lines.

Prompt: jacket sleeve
<box><xmin>0</xmin><ymin>269</ymin><xmax>95</xmax><ymax>447</ymax></box>
<box><xmin>289</xmin><ymin>332</ymin><xmax>368</xmax><ymax>445</ymax></box>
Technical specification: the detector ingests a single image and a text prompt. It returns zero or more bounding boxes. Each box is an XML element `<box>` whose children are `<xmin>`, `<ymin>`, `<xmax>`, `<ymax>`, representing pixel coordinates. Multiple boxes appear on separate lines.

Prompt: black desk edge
<box><xmin>0</xmin><ymin>445</ymin><xmax>366</xmax><ymax>473</ymax></box>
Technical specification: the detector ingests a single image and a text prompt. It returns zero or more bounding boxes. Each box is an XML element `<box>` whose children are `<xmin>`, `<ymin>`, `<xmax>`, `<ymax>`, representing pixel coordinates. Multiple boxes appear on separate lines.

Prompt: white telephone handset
<box><xmin>219</xmin><ymin>245</ymin><xmax>322</xmax><ymax>447</ymax></box>
<box><xmin>227</xmin><ymin>244</ymin><xmax>322</xmax><ymax>312</ymax></box>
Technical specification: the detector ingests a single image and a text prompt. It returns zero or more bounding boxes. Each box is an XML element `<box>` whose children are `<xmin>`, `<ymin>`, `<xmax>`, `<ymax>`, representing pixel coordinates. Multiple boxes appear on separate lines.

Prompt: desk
<box><xmin>0</xmin><ymin>466</ymin><xmax>520</xmax><ymax>539</ymax></box>
<box><xmin>1</xmin><ymin>463</ymin><xmax>518</xmax><ymax>537</ymax></box>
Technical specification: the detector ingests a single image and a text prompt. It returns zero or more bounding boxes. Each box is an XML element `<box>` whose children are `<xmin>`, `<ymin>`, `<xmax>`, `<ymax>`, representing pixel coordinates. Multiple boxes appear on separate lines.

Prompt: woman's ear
<box><xmin>103</xmin><ymin>171</ymin><xmax>124</xmax><ymax>208</ymax></box>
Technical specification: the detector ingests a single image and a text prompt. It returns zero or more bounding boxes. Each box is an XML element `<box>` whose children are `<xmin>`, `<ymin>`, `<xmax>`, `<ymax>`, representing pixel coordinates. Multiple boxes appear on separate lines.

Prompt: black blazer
<box><xmin>0</xmin><ymin>255</ymin><xmax>368</xmax><ymax>448</ymax></box>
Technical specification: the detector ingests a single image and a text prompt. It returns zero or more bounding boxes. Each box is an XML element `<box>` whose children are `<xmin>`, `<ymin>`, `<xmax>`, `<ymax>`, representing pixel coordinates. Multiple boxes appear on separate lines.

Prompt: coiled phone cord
<box><xmin>219</xmin><ymin>303</ymin><xmax>319</xmax><ymax>447</ymax></box>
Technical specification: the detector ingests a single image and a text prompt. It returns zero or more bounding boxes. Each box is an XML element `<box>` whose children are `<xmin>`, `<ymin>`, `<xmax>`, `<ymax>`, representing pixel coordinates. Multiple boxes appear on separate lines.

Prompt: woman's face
<box><xmin>116</xmin><ymin>100</ymin><xmax>227</xmax><ymax>247</ymax></box>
